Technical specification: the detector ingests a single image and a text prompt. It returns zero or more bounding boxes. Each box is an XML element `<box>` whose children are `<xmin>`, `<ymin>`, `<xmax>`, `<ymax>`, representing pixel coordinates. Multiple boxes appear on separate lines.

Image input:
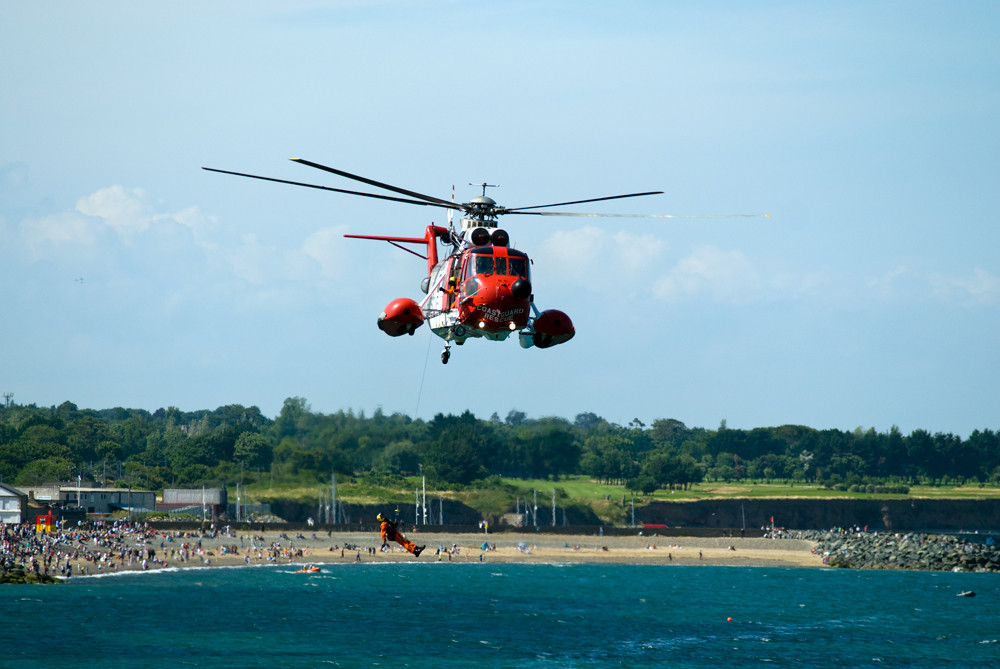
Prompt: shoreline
<box><xmin>58</xmin><ymin>530</ymin><xmax>824</xmax><ymax>577</ymax></box>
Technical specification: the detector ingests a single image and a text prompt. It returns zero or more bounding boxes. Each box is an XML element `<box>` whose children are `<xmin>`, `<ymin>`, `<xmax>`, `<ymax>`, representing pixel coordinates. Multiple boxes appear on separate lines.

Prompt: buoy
<box><xmin>727</xmin><ymin>617</ymin><xmax>733</xmax><ymax>622</ymax></box>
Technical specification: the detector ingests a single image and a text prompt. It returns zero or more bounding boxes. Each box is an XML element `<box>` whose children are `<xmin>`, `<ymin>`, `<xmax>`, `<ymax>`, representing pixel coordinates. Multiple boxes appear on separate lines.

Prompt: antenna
<box><xmin>448</xmin><ymin>184</ymin><xmax>454</xmax><ymax>228</ymax></box>
<box><xmin>469</xmin><ymin>182</ymin><xmax>499</xmax><ymax>197</ymax></box>
<box><xmin>2</xmin><ymin>393</ymin><xmax>12</xmax><ymax>408</ymax></box>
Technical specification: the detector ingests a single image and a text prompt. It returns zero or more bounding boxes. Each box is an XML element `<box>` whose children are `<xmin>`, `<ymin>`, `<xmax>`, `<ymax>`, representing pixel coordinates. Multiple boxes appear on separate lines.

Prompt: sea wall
<box><xmin>264</xmin><ymin>499</ymin><xmax>602</xmax><ymax>527</ymax></box>
<box><xmin>222</xmin><ymin>496</ymin><xmax>1000</xmax><ymax>534</ymax></box>
<box><xmin>640</xmin><ymin>498</ymin><xmax>1000</xmax><ymax>532</ymax></box>
<box><xmin>802</xmin><ymin>530</ymin><xmax>1000</xmax><ymax>572</ymax></box>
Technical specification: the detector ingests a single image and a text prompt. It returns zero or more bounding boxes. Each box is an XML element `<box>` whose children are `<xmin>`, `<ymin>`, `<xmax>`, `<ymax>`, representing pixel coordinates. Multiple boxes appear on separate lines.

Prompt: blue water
<box><xmin>3</xmin><ymin>563</ymin><xmax>998</xmax><ymax>667</ymax></box>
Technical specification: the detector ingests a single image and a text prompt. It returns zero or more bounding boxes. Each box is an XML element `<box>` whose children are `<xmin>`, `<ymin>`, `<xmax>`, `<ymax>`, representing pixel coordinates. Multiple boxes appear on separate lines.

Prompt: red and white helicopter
<box><xmin>204</xmin><ymin>159</ymin><xmax>757</xmax><ymax>363</ymax></box>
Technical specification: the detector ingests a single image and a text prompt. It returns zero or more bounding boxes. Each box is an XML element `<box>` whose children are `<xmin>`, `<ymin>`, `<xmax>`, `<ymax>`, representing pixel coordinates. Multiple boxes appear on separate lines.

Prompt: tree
<box><xmin>514</xmin><ymin>422</ymin><xmax>580</xmax><ymax>480</ymax></box>
<box><xmin>67</xmin><ymin>415</ymin><xmax>113</xmax><ymax>462</ymax></box>
<box><xmin>424</xmin><ymin>412</ymin><xmax>498</xmax><ymax>484</ymax></box>
<box><xmin>15</xmin><ymin>456</ymin><xmax>73</xmax><ymax>486</ymax></box>
<box><xmin>505</xmin><ymin>410</ymin><xmax>527</xmax><ymax>426</ymax></box>
<box><xmin>10</xmin><ymin>425</ymin><xmax>72</xmax><ymax>474</ymax></box>
<box><xmin>582</xmin><ymin>434</ymin><xmax>638</xmax><ymax>484</ymax></box>
<box><xmin>376</xmin><ymin>440</ymin><xmax>422</xmax><ymax>476</ymax></box>
<box><xmin>650</xmin><ymin>419</ymin><xmax>689</xmax><ymax>449</ymax></box>
<box><xmin>628</xmin><ymin>474</ymin><xmax>659</xmax><ymax>494</ymax></box>
<box><xmin>906</xmin><ymin>429</ymin><xmax>935</xmax><ymax>481</ymax></box>
<box><xmin>234</xmin><ymin>432</ymin><xmax>273</xmax><ymax>470</ymax></box>
<box><xmin>574</xmin><ymin>412</ymin><xmax>605</xmax><ymax>430</ymax></box>
<box><xmin>274</xmin><ymin>397</ymin><xmax>311</xmax><ymax>441</ymax></box>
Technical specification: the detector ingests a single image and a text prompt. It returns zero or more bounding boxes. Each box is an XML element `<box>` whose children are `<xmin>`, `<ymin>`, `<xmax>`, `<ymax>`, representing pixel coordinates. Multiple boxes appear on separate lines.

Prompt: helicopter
<box><xmin>203</xmin><ymin>159</ymin><xmax>759</xmax><ymax>363</ymax></box>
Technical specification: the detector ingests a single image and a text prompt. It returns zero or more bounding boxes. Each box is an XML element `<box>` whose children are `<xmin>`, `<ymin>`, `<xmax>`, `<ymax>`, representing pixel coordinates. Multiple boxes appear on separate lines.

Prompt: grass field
<box><xmin>239</xmin><ymin>475</ymin><xmax>1000</xmax><ymax>524</ymax></box>
<box><xmin>500</xmin><ymin>476</ymin><xmax>1000</xmax><ymax>501</ymax></box>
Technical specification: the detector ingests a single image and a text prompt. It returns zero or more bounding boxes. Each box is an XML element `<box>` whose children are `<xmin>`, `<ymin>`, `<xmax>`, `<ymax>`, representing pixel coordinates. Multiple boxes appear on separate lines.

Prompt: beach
<box><xmin>287</xmin><ymin>531</ymin><xmax>822</xmax><ymax>568</ymax></box>
<box><xmin>73</xmin><ymin>528</ymin><xmax>822</xmax><ymax>574</ymax></box>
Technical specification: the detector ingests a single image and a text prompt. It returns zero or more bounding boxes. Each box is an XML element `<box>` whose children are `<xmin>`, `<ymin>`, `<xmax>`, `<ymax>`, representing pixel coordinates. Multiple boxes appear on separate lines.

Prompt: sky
<box><xmin>1</xmin><ymin>1</ymin><xmax>997</xmax><ymax>437</ymax></box>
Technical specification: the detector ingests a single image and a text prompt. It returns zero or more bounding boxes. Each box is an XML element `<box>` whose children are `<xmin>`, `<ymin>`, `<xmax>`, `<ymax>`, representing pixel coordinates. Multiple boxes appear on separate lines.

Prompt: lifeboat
<box><xmin>294</xmin><ymin>565</ymin><xmax>321</xmax><ymax>573</ymax></box>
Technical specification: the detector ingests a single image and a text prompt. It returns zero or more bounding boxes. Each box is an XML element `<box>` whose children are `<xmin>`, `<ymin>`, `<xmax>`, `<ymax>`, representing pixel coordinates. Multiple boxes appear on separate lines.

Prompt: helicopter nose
<box><xmin>511</xmin><ymin>278</ymin><xmax>531</xmax><ymax>300</ymax></box>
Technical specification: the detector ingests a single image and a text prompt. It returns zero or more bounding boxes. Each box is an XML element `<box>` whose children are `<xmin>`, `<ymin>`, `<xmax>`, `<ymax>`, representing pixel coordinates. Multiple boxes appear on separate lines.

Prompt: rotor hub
<box><xmin>462</xmin><ymin>195</ymin><xmax>500</xmax><ymax>229</ymax></box>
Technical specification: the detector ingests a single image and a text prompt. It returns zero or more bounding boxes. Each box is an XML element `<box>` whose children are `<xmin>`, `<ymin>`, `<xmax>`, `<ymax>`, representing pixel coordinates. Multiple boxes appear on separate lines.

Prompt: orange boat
<box><xmin>294</xmin><ymin>565</ymin><xmax>321</xmax><ymax>573</ymax></box>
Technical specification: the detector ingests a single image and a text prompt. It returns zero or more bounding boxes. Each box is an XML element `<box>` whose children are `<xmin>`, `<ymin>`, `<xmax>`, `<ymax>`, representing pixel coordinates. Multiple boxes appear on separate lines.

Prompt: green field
<box><xmin>240</xmin><ymin>475</ymin><xmax>1000</xmax><ymax>526</ymax></box>
<box><xmin>501</xmin><ymin>477</ymin><xmax>1000</xmax><ymax>501</ymax></box>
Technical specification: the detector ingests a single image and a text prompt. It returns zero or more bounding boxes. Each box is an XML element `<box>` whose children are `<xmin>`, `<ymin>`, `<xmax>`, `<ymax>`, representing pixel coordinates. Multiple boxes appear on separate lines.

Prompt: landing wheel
<box><xmin>441</xmin><ymin>349</ymin><xmax>450</xmax><ymax>364</ymax></box>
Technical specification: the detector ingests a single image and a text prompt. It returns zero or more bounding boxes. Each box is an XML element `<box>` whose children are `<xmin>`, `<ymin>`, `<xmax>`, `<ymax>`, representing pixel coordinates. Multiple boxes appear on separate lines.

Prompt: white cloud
<box><xmin>225</xmin><ymin>234</ymin><xmax>273</xmax><ymax>285</ymax></box>
<box><xmin>71</xmin><ymin>186</ymin><xmax>219</xmax><ymax>251</ymax></box>
<box><xmin>301</xmin><ymin>225</ymin><xmax>350</xmax><ymax>279</ymax></box>
<box><xmin>866</xmin><ymin>265</ymin><xmax>908</xmax><ymax>298</ymax></box>
<box><xmin>540</xmin><ymin>226</ymin><xmax>603</xmax><ymax>277</ymax></box>
<box><xmin>652</xmin><ymin>245</ymin><xmax>763</xmax><ymax>304</ymax></box>
<box><xmin>172</xmin><ymin>205</ymin><xmax>220</xmax><ymax>250</ymax></box>
<box><xmin>76</xmin><ymin>185</ymin><xmax>156</xmax><ymax>235</ymax></box>
<box><xmin>20</xmin><ymin>210</ymin><xmax>100</xmax><ymax>250</ymax></box>
<box><xmin>539</xmin><ymin>225</ymin><xmax>665</xmax><ymax>286</ymax></box>
<box><xmin>611</xmin><ymin>229</ymin><xmax>666</xmax><ymax>274</ymax></box>
<box><xmin>929</xmin><ymin>268</ymin><xmax>999</xmax><ymax>305</ymax></box>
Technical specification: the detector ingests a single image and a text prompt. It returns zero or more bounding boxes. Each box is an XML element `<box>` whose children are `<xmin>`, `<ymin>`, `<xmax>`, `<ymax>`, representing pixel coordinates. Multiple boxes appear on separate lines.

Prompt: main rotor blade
<box><xmin>506</xmin><ymin>211</ymin><xmax>771</xmax><ymax>218</ymax></box>
<box><xmin>202</xmin><ymin>167</ymin><xmax>459</xmax><ymax>209</ymax></box>
<box><xmin>501</xmin><ymin>191</ymin><xmax>664</xmax><ymax>213</ymax></box>
<box><xmin>291</xmin><ymin>158</ymin><xmax>459</xmax><ymax>209</ymax></box>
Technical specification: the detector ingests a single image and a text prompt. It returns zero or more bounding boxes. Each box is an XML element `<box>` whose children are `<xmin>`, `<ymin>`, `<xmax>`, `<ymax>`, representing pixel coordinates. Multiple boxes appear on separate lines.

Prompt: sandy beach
<box><xmin>63</xmin><ymin>528</ymin><xmax>823</xmax><ymax>574</ymax></box>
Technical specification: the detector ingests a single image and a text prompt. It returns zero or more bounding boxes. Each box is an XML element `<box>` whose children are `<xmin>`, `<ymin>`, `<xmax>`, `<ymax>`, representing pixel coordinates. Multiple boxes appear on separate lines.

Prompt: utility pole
<box><xmin>552</xmin><ymin>488</ymin><xmax>556</xmax><ymax>526</ymax></box>
<box><xmin>422</xmin><ymin>476</ymin><xmax>427</xmax><ymax>525</ymax></box>
<box><xmin>331</xmin><ymin>473</ymin><xmax>337</xmax><ymax>525</ymax></box>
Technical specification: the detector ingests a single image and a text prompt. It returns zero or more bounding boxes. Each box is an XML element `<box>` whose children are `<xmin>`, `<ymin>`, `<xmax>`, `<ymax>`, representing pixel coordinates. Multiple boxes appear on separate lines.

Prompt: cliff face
<box><xmin>640</xmin><ymin>498</ymin><xmax>1000</xmax><ymax>532</ymax></box>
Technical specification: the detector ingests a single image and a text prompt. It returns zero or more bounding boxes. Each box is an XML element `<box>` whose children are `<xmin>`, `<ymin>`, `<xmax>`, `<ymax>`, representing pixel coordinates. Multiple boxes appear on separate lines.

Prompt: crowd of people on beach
<box><xmin>0</xmin><ymin>519</ymin><xmax>175</xmax><ymax>577</ymax></box>
<box><xmin>1</xmin><ymin>519</ymin><xmax>398</xmax><ymax>579</ymax></box>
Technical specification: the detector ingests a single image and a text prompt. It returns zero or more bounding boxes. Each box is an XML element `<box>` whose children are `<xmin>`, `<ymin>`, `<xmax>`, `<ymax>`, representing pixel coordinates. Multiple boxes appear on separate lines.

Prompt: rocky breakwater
<box><xmin>805</xmin><ymin>530</ymin><xmax>1000</xmax><ymax>572</ymax></box>
<box><xmin>0</xmin><ymin>561</ymin><xmax>59</xmax><ymax>584</ymax></box>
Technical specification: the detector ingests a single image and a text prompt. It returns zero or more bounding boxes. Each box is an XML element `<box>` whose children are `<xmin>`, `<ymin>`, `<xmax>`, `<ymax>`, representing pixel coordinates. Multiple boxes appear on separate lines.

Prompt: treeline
<box><xmin>1</xmin><ymin>398</ymin><xmax>998</xmax><ymax>493</ymax></box>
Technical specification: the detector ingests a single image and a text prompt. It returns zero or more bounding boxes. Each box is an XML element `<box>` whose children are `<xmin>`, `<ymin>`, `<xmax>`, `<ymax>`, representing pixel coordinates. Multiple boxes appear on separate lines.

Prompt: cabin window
<box><xmin>464</xmin><ymin>277</ymin><xmax>479</xmax><ymax>297</ymax></box>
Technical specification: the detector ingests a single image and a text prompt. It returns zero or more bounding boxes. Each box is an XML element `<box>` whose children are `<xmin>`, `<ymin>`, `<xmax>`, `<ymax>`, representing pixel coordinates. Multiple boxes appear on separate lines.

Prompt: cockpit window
<box><xmin>473</xmin><ymin>253</ymin><xmax>528</xmax><ymax>278</ymax></box>
<box><xmin>475</xmin><ymin>256</ymin><xmax>494</xmax><ymax>275</ymax></box>
<box><xmin>507</xmin><ymin>257</ymin><xmax>528</xmax><ymax>278</ymax></box>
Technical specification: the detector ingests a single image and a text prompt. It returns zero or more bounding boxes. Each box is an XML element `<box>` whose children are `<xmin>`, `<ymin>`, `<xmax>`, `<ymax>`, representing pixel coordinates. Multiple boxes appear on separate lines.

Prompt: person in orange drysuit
<box><xmin>378</xmin><ymin>513</ymin><xmax>425</xmax><ymax>557</ymax></box>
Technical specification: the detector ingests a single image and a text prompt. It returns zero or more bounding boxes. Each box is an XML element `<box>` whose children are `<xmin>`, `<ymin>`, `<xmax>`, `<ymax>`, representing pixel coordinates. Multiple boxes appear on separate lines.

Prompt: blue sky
<box><xmin>1</xmin><ymin>1</ymin><xmax>997</xmax><ymax>436</ymax></box>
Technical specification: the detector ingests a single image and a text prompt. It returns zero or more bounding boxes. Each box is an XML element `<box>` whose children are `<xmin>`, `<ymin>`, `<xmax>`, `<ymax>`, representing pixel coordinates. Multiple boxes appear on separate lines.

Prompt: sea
<box><xmin>3</xmin><ymin>563</ymin><xmax>998</xmax><ymax>668</ymax></box>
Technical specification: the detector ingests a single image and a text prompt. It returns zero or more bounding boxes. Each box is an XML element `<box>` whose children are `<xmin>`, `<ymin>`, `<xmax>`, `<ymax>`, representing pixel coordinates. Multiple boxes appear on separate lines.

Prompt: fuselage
<box><xmin>424</xmin><ymin>244</ymin><xmax>532</xmax><ymax>343</ymax></box>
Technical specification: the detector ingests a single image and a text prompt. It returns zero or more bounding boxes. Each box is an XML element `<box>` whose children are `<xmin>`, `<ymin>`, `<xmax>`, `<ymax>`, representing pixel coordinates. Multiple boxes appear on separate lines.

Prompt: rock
<box><xmin>803</xmin><ymin>529</ymin><xmax>1000</xmax><ymax>573</ymax></box>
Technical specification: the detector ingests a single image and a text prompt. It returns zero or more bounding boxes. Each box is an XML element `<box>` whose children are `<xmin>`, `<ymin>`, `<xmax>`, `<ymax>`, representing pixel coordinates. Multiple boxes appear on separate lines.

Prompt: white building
<box><xmin>19</xmin><ymin>485</ymin><xmax>155</xmax><ymax>515</ymax></box>
<box><xmin>0</xmin><ymin>482</ymin><xmax>27</xmax><ymax>524</ymax></box>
